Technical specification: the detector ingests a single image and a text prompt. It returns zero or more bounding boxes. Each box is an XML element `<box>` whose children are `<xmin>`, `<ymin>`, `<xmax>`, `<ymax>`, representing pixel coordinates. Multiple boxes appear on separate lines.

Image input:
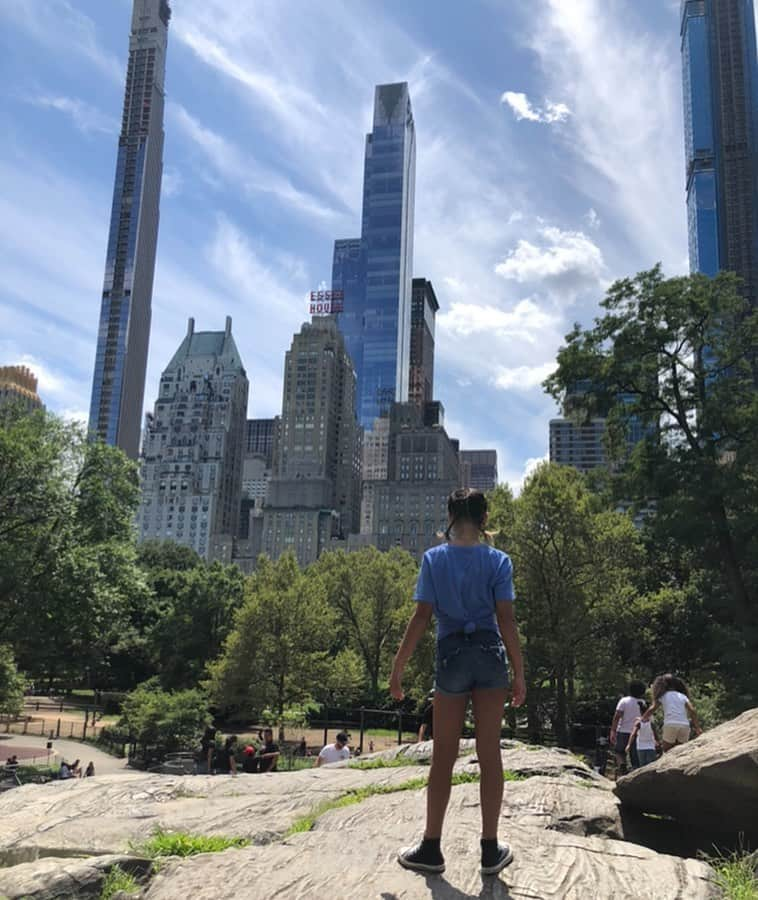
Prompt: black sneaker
<box><xmin>397</xmin><ymin>839</ymin><xmax>446</xmax><ymax>874</ymax></box>
<box><xmin>480</xmin><ymin>840</ymin><xmax>513</xmax><ymax>876</ymax></box>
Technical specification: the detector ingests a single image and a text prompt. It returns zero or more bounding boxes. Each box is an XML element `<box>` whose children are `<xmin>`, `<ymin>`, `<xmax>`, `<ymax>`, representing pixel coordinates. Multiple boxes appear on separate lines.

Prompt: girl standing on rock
<box><xmin>642</xmin><ymin>674</ymin><xmax>702</xmax><ymax>751</ymax></box>
<box><xmin>390</xmin><ymin>488</ymin><xmax>526</xmax><ymax>878</ymax></box>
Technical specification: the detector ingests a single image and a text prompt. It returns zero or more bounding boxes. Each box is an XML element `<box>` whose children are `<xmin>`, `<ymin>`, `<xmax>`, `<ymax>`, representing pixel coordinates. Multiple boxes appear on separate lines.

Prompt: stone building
<box><xmin>0</xmin><ymin>366</ymin><xmax>43</xmax><ymax>411</ymax></box>
<box><xmin>138</xmin><ymin>316</ymin><xmax>248</xmax><ymax>562</ymax></box>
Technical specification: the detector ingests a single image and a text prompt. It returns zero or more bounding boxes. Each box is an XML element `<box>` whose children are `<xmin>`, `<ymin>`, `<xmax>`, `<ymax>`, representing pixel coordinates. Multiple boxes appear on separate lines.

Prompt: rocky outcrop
<box><xmin>143</xmin><ymin>785</ymin><xmax>715</xmax><ymax>900</ymax></box>
<box><xmin>0</xmin><ymin>740</ymin><xmax>718</xmax><ymax>899</ymax></box>
<box><xmin>0</xmin><ymin>853</ymin><xmax>151</xmax><ymax>900</ymax></box>
<box><xmin>615</xmin><ymin>707</ymin><xmax>758</xmax><ymax>839</ymax></box>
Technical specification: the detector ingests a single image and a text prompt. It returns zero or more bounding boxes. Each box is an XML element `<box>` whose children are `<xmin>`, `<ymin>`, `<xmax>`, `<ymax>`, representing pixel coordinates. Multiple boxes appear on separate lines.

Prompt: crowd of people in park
<box><xmin>58</xmin><ymin>758</ymin><xmax>96</xmax><ymax>779</ymax></box>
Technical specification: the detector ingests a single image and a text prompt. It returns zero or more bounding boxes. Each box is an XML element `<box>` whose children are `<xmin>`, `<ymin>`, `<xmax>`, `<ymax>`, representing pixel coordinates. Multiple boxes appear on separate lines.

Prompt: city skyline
<box><xmin>0</xmin><ymin>1</ymin><xmax>695</xmax><ymax>490</ymax></box>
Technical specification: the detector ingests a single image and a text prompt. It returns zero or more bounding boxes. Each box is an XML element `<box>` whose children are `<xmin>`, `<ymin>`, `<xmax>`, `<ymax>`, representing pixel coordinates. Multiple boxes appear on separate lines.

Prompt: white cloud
<box><xmin>161</xmin><ymin>167</ymin><xmax>184</xmax><ymax>199</ymax></box>
<box><xmin>501</xmin><ymin>91</ymin><xmax>571</xmax><ymax>124</ymax></box>
<box><xmin>528</xmin><ymin>0</ymin><xmax>687</xmax><ymax>273</ymax></box>
<box><xmin>440</xmin><ymin>299</ymin><xmax>557</xmax><ymax>343</ymax></box>
<box><xmin>495</xmin><ymin>226</ymin><xmax>605</xmax><ymax>289</ymax></box>
<box><xmin>28</xmin><ymin>95</ymin><xmax>119</xmax><ymax>136</ymax></box>
<box><xmin>493</xmin><ymin>363</ymin><xmax>556</xmax><ymax>391</ymax></box>
<box><xmin>585</xmin><ymin>208</ymin><xmax>601</xmax><ymax>230</ymax></box>
<box><xmin>170</xmin><ymin>103</ymin><xmax>342</xmax><ymax>225</ymax></box>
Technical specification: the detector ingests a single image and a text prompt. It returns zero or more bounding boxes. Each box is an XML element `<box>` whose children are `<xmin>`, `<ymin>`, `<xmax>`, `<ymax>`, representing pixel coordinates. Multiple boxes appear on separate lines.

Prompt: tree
<box><xmin>310</xmin><ymin>547</ymin><xmax>418</xmax><ymax>699</ymax></box>
<box><xmin>0</xmin><ymin>646</ymin><xmax>24</xmax><ymax>717</ymax></box>
<box><xmin>492</xmin><ymin>463</ymin><xmax>642</xmax><ymax>745</ymax></box>
<box><xmin>206</xmin><ymin>554</ymin><xmax>336</xmax><ymax>733</ymax></box>
<box><xmin>545</xmin><ymin>267</ymin><xmax>758</xmax><ymax>623</ymax></box>
<box><xmin>117</xmin><ymin>679</ymin><xmax>210</xmax><ymax>751</ymax></box>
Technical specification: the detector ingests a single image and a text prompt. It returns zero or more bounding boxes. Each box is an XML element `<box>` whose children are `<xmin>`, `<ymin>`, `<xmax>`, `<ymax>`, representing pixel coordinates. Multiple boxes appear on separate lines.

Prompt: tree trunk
<box><xmin>708</xmin><ymin>498</ymin><xmax>753</xmax><ymax>622</ymax></box>
<box><xmin>555</xmin><ymin>675</ymin><xmax>569</xmax><ymax>748</ymax></box>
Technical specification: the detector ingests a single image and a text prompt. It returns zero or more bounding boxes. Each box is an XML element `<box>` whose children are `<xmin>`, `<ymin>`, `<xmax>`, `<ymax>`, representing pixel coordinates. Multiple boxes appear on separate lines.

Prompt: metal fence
<box><xmin>1</xmin><ymin>716</ymin><xmax>104</xmax><ymax>741</ymax></box>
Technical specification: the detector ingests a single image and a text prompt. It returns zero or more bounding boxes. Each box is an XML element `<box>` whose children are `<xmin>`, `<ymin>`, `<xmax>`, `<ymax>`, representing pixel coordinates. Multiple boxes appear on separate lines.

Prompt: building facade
<box><xmin>460</xmin><ymin>450</ymin><xmax>498</xmax><ymax>493</ymax></box>
<box><xmin>681</xmin><ymin>0</ymin><xmax>758</xmax><ymax>303</ymax></box>
<box><xmin>0</xmin><ymin>366</ymin><xmax>43</xmax><ymax>411</ymax></box>
<box><xmin>88</xmin><ymin>0</ymin><xmax>171</xmax><ymax>459</ymax></box>
<box><xmin>246</xmin><ymin>417</ymin><xmax>276</xmax><ymax>466</ymax></box>
<box><xmin>332</xmin><ymin>83</ymin><xmax>416</xmax><ymax>427</ymax></box>
<box><xmin>138</xmin><ymin>317</ymin><xmax>248</xmax><ymax>562</ymax></box>
<box><xmin>352</xmin><ymin>402</ymin><xmax>459</xmax><ymax>562</ymax></box>
<box><xmin>549</xmin><ymin>418</ymin><xmax>607</xmax><ymax>474</ymax></box>
<box><xmin>409</xmin><ymin>278</ymin><xmax>438</xmax><ymax>410</ymax></box>
<box><xmin>262</xmin><ymin>317</ymin><xmax>361</xmax><ymax>566</ymax></box>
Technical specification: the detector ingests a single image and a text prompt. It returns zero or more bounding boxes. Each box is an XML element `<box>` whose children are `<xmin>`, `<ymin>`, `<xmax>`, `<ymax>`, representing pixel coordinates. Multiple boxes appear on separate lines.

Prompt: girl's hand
<box><xmin>390</xmin><ymin>669</ymin><xmax>404</xmax><ymax>701</ymax></box>
<box><xmin>510</xmin><ymin>672</ymin><xmax>526</xmax><ymax>707</ymax></box>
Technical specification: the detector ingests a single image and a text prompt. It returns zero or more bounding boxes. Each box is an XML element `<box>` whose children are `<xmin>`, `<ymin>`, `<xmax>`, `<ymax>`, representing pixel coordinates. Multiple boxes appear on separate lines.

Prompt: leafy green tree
<box><xmin>492</xmin><ymin>462</ymin><xmax>642</xmax><ymax>745</ymax></box>
<box><xmin>0</xmin><ymin>645</ymin><xmax>24</xmax><ymax>716</ymax></box>
<box><xmin>310</xmin><ymin>547</ymin><xmax>418</xmax><ymax>699</ymax></box>
<box><xmin>117</xmin><ymin>678</ymin><xmax>210</xmax><ymax>750</ymax></box>
<box><xmin>545</xmin><ymin>267</ymin><xmax>758</xmax><ymax>623</ymax></box>
<box><xmin>206</xmin><ymin>554</ymin><xmax>336</xmax><ymax>732</ymax></box>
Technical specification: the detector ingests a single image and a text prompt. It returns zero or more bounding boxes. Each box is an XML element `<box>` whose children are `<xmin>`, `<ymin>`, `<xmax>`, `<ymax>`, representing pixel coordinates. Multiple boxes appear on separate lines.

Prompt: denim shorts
<box><xmin>435</xmin><ymin>630</ymin><xmax>510</xmax><ymax>696</ymax></box>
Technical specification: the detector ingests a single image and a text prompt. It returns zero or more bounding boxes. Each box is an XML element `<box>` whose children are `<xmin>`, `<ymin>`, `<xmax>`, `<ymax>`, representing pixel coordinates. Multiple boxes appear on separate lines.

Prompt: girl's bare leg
<box><xmin>424</xmin><ymin>691</ymin><xmax>468</xmax><ymax>839</ymax></box>
<box><xmin>471</xmin><ymin>688</ymin><xmax>508</xmax><ymax>839</ymax></box>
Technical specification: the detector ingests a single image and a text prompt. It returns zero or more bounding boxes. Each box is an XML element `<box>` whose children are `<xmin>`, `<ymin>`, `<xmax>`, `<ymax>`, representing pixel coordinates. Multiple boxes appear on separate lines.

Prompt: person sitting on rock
<box><xmin>257</xmin><ymin>729</ymin><xmax>280</xmax><ymax>773</ymax></box>
<box><xmin>84</xmin><ymin>761</ymin><xmax>95</xmax><ymax>777</ymax></box>
<box><xmin>314</xmin><ymin>732</ymin><xmax>351</xmax><ymax>767</ymax></box>
<box><xmin>390</xmin><ymin>488</ymin><xmax>526</xmax><ymax>878</ymax></box>
<box><xmin>59</xmin><ymin>760</ymin><xmax>72</xmax><ymax>779</ymax></box>
<box><xmin>642</xmin><ymin>674</ymin><xmax>702</xmax><ymax>751</ymax></box>
<box><xmin>241</xmin><ymin>745</ymin><xmax>258</xmax><ymax>774</ymax></box>
<box><xmin>610</xmin><ymin>681</ymin><xmax>647</xmax><ymax>775</ymax></box>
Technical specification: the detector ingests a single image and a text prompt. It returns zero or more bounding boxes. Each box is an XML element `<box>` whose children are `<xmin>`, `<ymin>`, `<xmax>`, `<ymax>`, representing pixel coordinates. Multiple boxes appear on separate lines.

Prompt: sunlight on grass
<box><xmin>136</xmin><ymin>828</ymin><xmax>250</xmax><ymax>858</ymax></box>
<box><xmin>708</xmin><ymin>849</ymin><xmax>758</xmax><ymax>900</ymax></box>
<box><xmin>100</xmin><ymin>865</ymin><xmax>140</xmax><ymax>899</ymax></box>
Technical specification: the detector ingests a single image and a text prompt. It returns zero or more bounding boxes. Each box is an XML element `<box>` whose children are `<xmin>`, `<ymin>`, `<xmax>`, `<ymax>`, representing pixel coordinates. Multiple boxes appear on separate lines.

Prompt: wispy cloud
<box><xmin>501</xmin><ymin>91</ymin><xmax>572</xmax><ymax>124</ymax></box>
<box><xmin>493</xmin><ymin>362</ymin><xmax>557</xmax><ymax>391</ymax></box>
<box><xmin>27</xmin><ymin>94</ymin><xmax>119</xmax><ymax>136</ymax></box>
<box><xmin>0</xmin><ymin>0</ymin><xmax>122</xmax><ymax>84</ymax></box>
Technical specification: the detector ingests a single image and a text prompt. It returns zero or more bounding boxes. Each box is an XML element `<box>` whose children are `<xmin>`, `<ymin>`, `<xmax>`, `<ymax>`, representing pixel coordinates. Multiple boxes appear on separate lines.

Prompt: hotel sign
<box><xmin>309</xmin><ymin>290</ymin><xmax>344</xmax><ymax>315</ymax></box>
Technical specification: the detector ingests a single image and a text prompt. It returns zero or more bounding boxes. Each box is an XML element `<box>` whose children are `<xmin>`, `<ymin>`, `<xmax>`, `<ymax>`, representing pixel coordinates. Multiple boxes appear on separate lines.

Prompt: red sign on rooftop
<box><xmin>309</xmin><ymin>290</ymin><xmax>344</xmax><ymax>315</ymax></box>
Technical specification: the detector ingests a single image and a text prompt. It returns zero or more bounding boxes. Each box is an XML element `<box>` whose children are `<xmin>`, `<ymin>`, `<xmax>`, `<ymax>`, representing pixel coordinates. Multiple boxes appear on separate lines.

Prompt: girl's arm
<box><xmin>641</xmin><ymin>700</ymin><xmax>658</xmax><ymax>722</ymax></box>
<box><xmin>626</xmin><ymin>720</ymin><xmax>640</xmax><ymax>752</ymax></box>
<box><xmin>496</xmin><ymin>601</ymin><xmax>526</xmax><ymax>707</ymax></box>
<box><xmin>390</xmin><ymin>603</ymin><xmax>433</xmax><ymax>700</ymax></box>
<box><xmin>686</xmin><ymin>701</ymin><xmax>703</xmax><ymax>735</ymax></box>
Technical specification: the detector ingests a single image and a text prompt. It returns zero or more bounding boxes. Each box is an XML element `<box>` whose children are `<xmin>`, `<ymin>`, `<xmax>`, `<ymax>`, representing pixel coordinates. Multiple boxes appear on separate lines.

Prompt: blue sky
<box><xmin>0</xmin><ymin>0</ymin><xmax>689</xmax><ymax>490</ymax></box>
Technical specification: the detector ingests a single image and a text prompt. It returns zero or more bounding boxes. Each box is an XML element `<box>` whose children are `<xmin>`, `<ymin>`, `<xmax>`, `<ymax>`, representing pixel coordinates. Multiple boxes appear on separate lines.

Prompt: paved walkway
<box><xmin>0</xmin><ymin>733</ymin><xmax>128</xmax><ymax>775</ymax></box>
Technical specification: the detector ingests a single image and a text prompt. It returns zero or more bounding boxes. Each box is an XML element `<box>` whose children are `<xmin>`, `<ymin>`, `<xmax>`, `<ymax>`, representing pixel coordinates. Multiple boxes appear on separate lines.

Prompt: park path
<box><xmin>0</xmin><ymin>733</ymin><xmax>127</xmax><ymax>774</ymax></box>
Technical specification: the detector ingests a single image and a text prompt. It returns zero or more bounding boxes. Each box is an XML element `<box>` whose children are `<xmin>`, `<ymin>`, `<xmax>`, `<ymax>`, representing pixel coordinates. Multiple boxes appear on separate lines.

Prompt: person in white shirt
<box><xmin>609</xmin><ymin>681</ymin><xmax>646</xmax><ymax>774</ymax></box>
<box><xmin>315</xmin><ymin>732</ymin><xmax>351</xmax><ymax>767</ymax></box>
<box><xmin>642</xmin><ymin>674</ymin><xmax>702</xmax><ymax>751</ymax></box>
<box><xmin>626</xmin><ymin>714</ymin><xmax>660</xmax><ymax>767</ymax></box>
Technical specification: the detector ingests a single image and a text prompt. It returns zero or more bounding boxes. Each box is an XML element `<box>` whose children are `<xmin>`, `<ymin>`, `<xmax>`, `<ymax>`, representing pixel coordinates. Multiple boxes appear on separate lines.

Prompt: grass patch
<box><xmin>285</xmin><ymin>770</ymin><xmax>527</xmax><ymax>837</ymax></box>
<box><xmin>136</xmin><ymin>828</ymin><xmax>250</xmax><ymax>859</ymax></box>
<box><xmin>100</xmin><ymin>865</ymin><xmax>140</xmax><ymax>899</ymax></box>
<box><xmin>349</xmin><ymin>756</ymin><xmax>423</xmax><ymax>770</ymax></box>
<box><xmin>707</xmin><ymin>849</ymin><xmax>758</xmax><ymax>900</ymax></box>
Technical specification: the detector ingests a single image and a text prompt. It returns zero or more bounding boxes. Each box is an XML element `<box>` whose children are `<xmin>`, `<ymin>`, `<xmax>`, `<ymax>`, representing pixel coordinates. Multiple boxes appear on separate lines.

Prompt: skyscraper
<box><xmin>681</xmin><ymin>0</ymin><xmax>758</xmax><ymax>303</ymax></box>
<box><xmin>549</xmin><ymin>418</ymin><xmax>607</xmax><ymax>474</ymax></box>
<box><xmin>89</xmin><ymin>0</ymin><xmax>171</xmax><ymax>458</ymax></box>
<box><xmin>460</xmin><ymin>450</ymin><xmax>499</xmax><ymax>493</ymax></box>
<box><xmin>332</xmin><ymin>83</ymin><xmax>416</xmax><ymax>427</ymax></box>
<box><xmin>409</xmin><ymin>278</ymin><xmax>438</xmax><ymax>410</ymax></box>
<box><xmin>138</xmin><ymin>317</ymin><xmax>248</xmax><ymax>562</ymax></box>
<box><xmin>0</xmin><ymin>366</ymin><xmax>43</xmax><ymax>412</ymax></box>
<box><xmin>262</xmin><ymin>317</ymin><xmax>361</xmax><ymax>566</ymax></box>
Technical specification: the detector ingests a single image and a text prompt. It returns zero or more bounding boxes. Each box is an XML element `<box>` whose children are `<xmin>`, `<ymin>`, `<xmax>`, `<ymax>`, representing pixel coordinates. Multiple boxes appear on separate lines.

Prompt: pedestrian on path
<box><xmin>390</xmin><ymin>488</ymin><xmax>526</xmax><ymax>878</ymax></box>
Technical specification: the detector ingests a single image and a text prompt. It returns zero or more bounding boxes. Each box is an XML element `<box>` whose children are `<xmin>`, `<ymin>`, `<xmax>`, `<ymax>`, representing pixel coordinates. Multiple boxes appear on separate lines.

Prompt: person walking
<box><xmin>609</xmin><ymin>682</ymin><xmax>647</xmax><ymax>775</ymax></box>
<box><xmin>390</xmin><ymin>488</ymin><xmax>525</xmax><ymax>877</ymax></box>
<box><xmin>642</xmin><ymin>674</ymin><xmax>702</xmax><ymax>751</ymax></box>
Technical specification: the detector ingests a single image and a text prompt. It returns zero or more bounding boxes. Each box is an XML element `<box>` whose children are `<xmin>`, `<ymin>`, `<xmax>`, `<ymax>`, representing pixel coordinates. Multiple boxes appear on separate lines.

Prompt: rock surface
<box><xmin>0</xmin><ymin>740</ymin><xmax>718</xmax><ymax>899</ymax></box>
<box><xmin>615</xmin><ymin>707</ymin><xmax>758</xmax><ymax>839</ymax></box>
<box><xmin>144</xmin><ymin>785</ymin><xmax>716</xmax><ymax>900</ymax></box>
<box><xmin>0</xmin><ymin>853</ymin><xmax>151</xmax><ymax>900</ymax></box>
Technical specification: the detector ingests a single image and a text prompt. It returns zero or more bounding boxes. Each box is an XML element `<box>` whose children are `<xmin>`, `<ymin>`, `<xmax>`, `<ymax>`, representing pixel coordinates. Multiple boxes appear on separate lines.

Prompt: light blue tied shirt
<box><xmin>413</xmin><ymin>543</ymin><xmax>516</xmax><ymax>641</ymax></box>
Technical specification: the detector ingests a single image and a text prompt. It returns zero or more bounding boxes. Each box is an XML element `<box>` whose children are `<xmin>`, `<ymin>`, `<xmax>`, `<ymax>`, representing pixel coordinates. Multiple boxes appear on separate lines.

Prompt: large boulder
<box><xmin>143</xmin><ymin>783</ymin><xmax>716</xmax><ymax>900</ymax></box>
<box><xmin>0</xmin><ymin>853</ymin><xmax>151</xmax><ymax>900</ymax></box>
<box><xmin>615</xmin><ymin>707</ymin><xmax>758</xmax><ymax>839</ymax></box>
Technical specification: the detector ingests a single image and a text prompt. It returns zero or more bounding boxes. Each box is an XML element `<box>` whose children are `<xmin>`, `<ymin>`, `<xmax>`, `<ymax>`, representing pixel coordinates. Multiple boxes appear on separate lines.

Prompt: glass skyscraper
<box><xmin>88</xmin><ymin>0</ymin><xmax>171</xmax><ymax>459</ymax></box>
<box><xmin>681</xmin><ymin>0</ymin><xmax>758</xmax><ymax>304</ymax></box>
<box><xmin>332</xmin><ymin>83</ymin><xmax>416</xmax><ymax>428</ymax></box>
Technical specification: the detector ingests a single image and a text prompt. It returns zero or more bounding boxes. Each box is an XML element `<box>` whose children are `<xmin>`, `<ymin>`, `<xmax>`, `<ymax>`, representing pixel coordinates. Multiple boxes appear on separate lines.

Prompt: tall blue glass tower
<box><xmin>681</xmin><ymin>0</ymin><xmax>758</xmax><ymax>304</ymax></box>
<box><xmin>332</xmin><ymin>83</ymin><xmax>416</xmax><ymax>428</ymax></box>
<box><xmin>88</xmin><ymin>0</ymin><xmax>171</xmax><ymax>459</ymax></box>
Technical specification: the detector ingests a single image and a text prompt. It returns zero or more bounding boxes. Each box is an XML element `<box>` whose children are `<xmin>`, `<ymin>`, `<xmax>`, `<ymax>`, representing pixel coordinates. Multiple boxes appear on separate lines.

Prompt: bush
<box><xmin>0</xmin><ymin>646</ymin><xmax>24</xmax><ymax>717</ymax></box>
<box><xmin>117</xmin><ymin>679</ymin><xmax>210</xmax><ymax>751</ymax></box>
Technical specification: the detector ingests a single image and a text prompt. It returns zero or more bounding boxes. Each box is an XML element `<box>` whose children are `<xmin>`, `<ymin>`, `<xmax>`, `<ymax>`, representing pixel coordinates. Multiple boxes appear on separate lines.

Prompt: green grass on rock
<box><xmin>100</xmin><ymin>865</ymin><xmax>140</xmax><ymax>899</ymax></box>
<box><xmin>710</xmin><ymin>849</ymin><xmax>758</xmax><ymax>900</ymax></box>
<box><xmin>137</xmin><ymin>828</ymin><xmax>250</xmax><ymax>859</ymax></box>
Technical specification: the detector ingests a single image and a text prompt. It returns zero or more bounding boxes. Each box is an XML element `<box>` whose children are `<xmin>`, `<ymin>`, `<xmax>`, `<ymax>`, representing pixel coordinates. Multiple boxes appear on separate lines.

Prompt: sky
<box><xmin>0</xmin><ymin>0</ymin><xmax>690</xmax><ymax>491</ymax></box>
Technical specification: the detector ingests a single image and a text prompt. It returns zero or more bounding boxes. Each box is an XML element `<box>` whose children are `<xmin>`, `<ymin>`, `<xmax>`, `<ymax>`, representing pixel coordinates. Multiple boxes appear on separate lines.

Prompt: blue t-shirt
<box><xmin>414</xmin><ymin>543</ymin><xmax>515</xmax><ymax>640</ymax></box>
